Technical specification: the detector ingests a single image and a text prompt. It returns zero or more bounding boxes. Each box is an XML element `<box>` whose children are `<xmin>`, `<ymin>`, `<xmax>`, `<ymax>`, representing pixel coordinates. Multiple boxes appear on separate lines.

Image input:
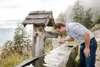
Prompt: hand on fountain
<box><xmin>58</xmin><ymin>36</ymin><xmax>65</xmax><ymax>44</ymax></box>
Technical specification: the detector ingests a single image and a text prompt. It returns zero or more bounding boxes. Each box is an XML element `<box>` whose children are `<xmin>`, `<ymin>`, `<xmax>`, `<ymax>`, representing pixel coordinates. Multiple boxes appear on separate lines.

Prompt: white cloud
<box><xmin>0</xmin><ymin>0</ymin><xmax>76</xmax><ymax>28</ymax></box>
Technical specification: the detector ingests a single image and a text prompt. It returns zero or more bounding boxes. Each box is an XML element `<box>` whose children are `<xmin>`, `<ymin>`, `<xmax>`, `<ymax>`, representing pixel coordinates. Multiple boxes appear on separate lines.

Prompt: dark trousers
<box><xmin>80</xmin><ymin>38</ymin><xmax>97</xmax><ymax>67</ymax></box>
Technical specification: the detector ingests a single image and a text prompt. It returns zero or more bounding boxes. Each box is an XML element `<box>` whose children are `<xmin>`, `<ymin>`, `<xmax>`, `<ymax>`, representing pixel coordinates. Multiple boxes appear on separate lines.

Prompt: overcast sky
<box><xmin>0</xmin><ymin>0</ymin><xmax>100</xmax><ymax>47</ymax></box>
<box><xmin>0</xmin><ymin>0</ymin><xmax>100</xmax><ymax>28</ymax></box>
<box><xmin>0</xmin><ymin>0</ymin><xmax>76</xmax><ymax>28</ymax></box>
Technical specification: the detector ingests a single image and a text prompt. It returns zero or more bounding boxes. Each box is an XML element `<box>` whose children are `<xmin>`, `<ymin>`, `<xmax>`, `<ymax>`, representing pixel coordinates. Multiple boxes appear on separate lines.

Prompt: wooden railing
<box><xmin>16</xmin><ymin>55</ymin><xmax>45</xmax><ymax>67</ymax></box>
<box><xmin>16</xmin><ymin>45</ymin><xmax>78</xmax><ymax>67</ymax></box>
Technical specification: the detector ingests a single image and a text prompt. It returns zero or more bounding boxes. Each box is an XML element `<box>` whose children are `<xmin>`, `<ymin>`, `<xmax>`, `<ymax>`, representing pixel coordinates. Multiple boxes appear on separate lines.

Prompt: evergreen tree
<box><xmin>72</xmin><ymin>0</ymin><xmax>84</xmax><ymax>23</ymax></box>
<box><xmin>71</xmin><ymin>0</ymin><xmax>94</xmax><ymax>29</ymax></box>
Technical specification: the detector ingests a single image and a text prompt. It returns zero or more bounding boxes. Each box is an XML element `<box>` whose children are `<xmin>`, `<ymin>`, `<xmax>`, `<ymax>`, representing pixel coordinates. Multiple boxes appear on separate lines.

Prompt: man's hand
<box><xmin>59</xmin><ymin>38</ymin><xmax>65</xmax><ymax>44</ymax></box>
<box><xmin>58</xmin><ymin>36</ymin><xmax>65</xmax><ymax>44</ymax></box>
<box><xmin>84</xmin><ymin>47</ymin><xmax>90</xmax><ymax>58</ymax></box>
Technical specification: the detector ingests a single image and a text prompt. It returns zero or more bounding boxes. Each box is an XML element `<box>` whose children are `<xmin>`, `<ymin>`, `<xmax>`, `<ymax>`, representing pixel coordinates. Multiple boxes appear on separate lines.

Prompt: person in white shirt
<box><xmin>54</xmin><ymin>22</ymin><xmax>97</xmax><ymax>67</ymax></box>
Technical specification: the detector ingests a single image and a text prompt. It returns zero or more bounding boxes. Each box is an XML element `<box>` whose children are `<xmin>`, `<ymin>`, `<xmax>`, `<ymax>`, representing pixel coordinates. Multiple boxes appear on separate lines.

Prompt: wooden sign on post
<box><xmin>22</xmin><ymin>11</ymin><xmax>57</xmax><ymax>67</ymax></box>
<box><xmin>23</xmin><ymin>11</ymin><xmax>56</xmax><ymax>57</ymax></box>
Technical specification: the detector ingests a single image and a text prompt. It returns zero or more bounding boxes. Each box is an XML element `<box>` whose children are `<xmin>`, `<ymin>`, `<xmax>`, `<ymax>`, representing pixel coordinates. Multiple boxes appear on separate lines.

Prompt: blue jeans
<box><xmin>80</xmin><ymin>38</ymin><xmax>97</xmax><ymax>67</ymax></box>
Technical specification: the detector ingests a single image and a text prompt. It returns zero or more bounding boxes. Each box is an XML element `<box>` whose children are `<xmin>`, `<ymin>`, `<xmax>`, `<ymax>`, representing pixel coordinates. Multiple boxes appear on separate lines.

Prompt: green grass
<box><xmin>0</xmin><ymin>52</ymin><xmax>32</xmax><ymax>67</ymax></box>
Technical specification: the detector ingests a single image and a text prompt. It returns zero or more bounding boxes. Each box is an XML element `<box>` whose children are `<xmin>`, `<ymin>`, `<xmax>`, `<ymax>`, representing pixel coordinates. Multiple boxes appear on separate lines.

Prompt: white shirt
<box><xmin>66</xmin><ymin>22</ymin><xmax>94</xmax><ymax>44</ymax></box>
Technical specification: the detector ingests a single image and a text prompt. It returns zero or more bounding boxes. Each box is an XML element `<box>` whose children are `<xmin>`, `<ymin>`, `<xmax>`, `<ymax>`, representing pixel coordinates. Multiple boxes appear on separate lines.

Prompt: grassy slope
<box><xmin>0</xmin><ymin>52</ymin><xmax>32</xmax><ymax>67</ymax></box>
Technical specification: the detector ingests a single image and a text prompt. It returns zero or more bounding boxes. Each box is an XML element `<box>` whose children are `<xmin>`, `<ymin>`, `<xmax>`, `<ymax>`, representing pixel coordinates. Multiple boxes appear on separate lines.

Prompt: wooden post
<box><xmin>35</xmin><ymin>31</ymin><xmax>45</xmax><ymax>57</ymax></box>
<box><xmin>32</xmin><ymin>24</ymin><xmax>35</xmax><ymax>57</ymax></box>
<box><xmin>34</xmin><ymin>26</ymin><xmax>45</xmax><ymax>67</ymax></box>
<box><xmin>21</xmin><ymin>11</ymin><xmax>56</xmax><ymax>67</ymax></box>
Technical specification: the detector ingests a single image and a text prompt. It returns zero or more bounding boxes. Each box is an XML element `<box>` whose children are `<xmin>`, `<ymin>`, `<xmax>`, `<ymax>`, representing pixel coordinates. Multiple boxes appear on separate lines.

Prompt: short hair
<box><xmin>54</xmin><ymin>23</ymin><xmax>65</xmax><ymax>29</ymax></box>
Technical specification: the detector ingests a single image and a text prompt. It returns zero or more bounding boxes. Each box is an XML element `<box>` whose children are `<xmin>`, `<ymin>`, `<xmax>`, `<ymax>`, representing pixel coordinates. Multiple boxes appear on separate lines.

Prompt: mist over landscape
<box><xmin>0</xmin><ymin>0</ymin><xmax>100</xmax><ymax>47</ymax></box>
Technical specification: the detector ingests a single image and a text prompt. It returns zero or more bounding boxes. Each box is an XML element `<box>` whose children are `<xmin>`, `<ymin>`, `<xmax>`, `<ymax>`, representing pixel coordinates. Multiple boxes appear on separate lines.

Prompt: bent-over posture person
<box><xmin>54</xmin><ymin>22</ymin><xmax>97</xmax><ymax>67</ymax></box>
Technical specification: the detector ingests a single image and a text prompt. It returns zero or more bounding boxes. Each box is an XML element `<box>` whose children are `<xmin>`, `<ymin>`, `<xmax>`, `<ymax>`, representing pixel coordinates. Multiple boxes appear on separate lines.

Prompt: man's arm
<box><xmin>57</xmin><ymin>35</ymin><xmax>74</xmax><ymax>44</ymax></box>
<box><xmin>84</xmin><ymin>32</ymin><xmax>90</xmax><ymax>57</ymax></box>
<box><xmin>85</xmin><ymin>32</ymin><xmax>90</xmax><ymax>48</ymax></box>
<box><xmin>64</xmin><ymin>36</ymin><xmax>74</xmax><ymax>41</ymax></box>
